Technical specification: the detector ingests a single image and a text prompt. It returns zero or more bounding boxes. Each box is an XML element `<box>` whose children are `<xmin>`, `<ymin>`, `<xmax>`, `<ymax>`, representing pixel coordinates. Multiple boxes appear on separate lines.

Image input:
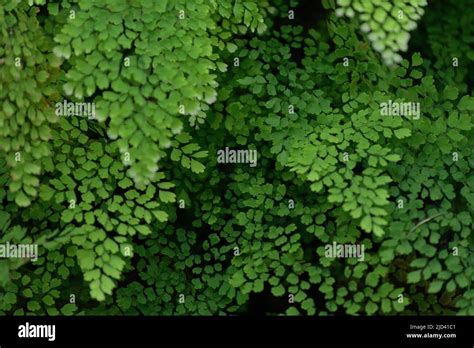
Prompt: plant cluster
<box><xmin>0</xmin><ymin>0</ymin><xmax>472</xmax><ymax>316</ymax></box>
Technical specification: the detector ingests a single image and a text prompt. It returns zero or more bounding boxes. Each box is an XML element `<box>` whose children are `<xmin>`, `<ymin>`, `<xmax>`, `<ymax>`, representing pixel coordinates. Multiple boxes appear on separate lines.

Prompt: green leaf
<box><xmin>42</xmin><ymin>295</ymin><xmax>55</xmax><ymax>306</ymax></box>
<box><xmin>60</xmin><ymin>303</ymin><xmax>77</xmax><ymax>315</ymax></box>
<box><xmin>77</xmin><ymin>249</ymin><xmax>95</xmax><ymax>271</ymax></box>
<box><xmin>135</xmin><ymin>225</ymin><xmax>151</xmax><ymax>236</ymax></box>
<box><xmin>48</xmin><ymin>2</ymin><xmax>59</xmax><ymax>15</ymax></box>
<box><xmin>455</xmin><ymin>274</ymin><xmax>468</xmax><ymax>288</ymax></box>
<box><xmin>411</xmin><ymin>53</ymin><xmax>423</xmax><ymax>66</ymax></box>
<box><xmin>159</xmin><ymin>190</ymin><xmax>176</xmax><ymax>203</ymax></box>
<box><xmin>394</xmin><ymin>128</ymin><xmax>411</xmax><ymax>139</ymax></box>
<box><xmin>238</xmin><ymin>77</ymin><xmax>255</xmax><ymax>85</ymax></box>
<box><xmin>271</xmin><ymin>284</ymin><xmax>285</xmax><ymax>297</ymax></box>
<box><xmin>286</xmin><ymin>307</ymin><xmax>300</xmax><ymax>315</ymax></box>
<box><xmin>27</xmin><ymin>300</ymin><xmax>41</xmax><ymax>312</ymax></box>
<box><xmin>407</xmin><ymin>270</ymin><xmax>421</xmax><ymax>283</ymax></box>
<box><xmin>443</xmin><ymin>86</ymin><xmax>459</xmax><ymax>100</ymax></box>
<box><xmin>227</xmin><ymin>43</ymin><xmax>238</xmax><ymax>53</ymax></box>
<box><xmin>190</xmin><ymin>160</ymin><xmax>205</xmax><ymax>174</ymax></box>
<box><xmin>365</xmin><ymin>301</ymin><xmax>378</xmax><ymax>315</ymax></box>
<box><xmin>360</xmin><ymin>215</ymin><xmax>372</xmax><ymax>232</ymax></box>
<box><xmin>253</xmin><ymin>279</ymin><xmax>264</xmax><ymax>292</ymax></box>
<box><xmin>230</xmin><ymin>271</ymin><xmax>246</xmax><ymax>287</ymax></box>
<box><xmin>153</xmin><ymin>210</ymin><xmax>168</xmax><ymax>222</ymax></box>
<box><xmin>15</xmin><ymin>191</ymin><xmax>31</xmax><ymax>207</ymax></box>
<box><xmin>428</xmin><ymin>280</ymin><xmax>444</xmax><ymax>293</ymax></box>
<box><xmin>0</xmin><ymin>261</ymin><xmax>10</xmax><ymax>287</ymax></box>
<box><xmin>118</xmin><ymin>177</ymin><xmax>133</xmax><ymax>189</ymax></box>
<box><xmin>458</xmin><ymin>95</ymin><xmax>474</xmax><ymax>111</ymax></box>
<box><xmin>39</xmin><ymin>185</ymin><xmax>55</xmax><ymax>201</ymax></box>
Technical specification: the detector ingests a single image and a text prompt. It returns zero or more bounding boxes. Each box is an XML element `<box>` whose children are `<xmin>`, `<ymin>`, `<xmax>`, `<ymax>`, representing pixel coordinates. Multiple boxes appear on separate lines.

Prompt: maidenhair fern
<box><xmin>0</xmin><ymin>0</ymin><xmax>473</xmax><ymax>317</ymax></box>
<box><xmin>332</xmin><ymin>0</ymin><xmax>428</xmax><ymax>65</ymax></box>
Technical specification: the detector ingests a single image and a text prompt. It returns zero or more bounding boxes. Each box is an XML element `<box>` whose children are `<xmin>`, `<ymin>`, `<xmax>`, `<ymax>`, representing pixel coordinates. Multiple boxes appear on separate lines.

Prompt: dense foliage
<box><xmin>0</xmin><ymin>0</ymin><xmax>472</xmax><ymax>316</ymax></box>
